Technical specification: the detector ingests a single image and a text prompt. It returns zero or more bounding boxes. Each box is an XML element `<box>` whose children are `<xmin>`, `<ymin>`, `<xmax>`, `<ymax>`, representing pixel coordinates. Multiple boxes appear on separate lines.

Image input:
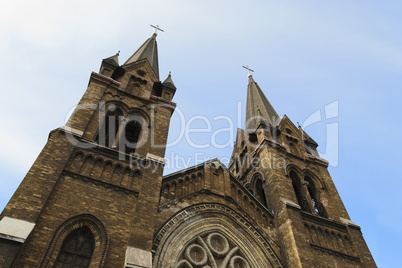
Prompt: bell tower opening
<box><xmin>124</xmin><ymin>120</ymin><xmax>142</xmax><ymax>154</ymax></box>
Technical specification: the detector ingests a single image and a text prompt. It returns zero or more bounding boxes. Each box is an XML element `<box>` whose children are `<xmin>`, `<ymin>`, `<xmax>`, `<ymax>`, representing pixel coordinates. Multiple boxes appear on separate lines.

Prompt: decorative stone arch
<box><xmin>132</xmin><ymin>169</ymin><xmax>142</xmax><ymax>180</ymax></box>
<box><xmin>184</xmin><ymin>176</ymin><xmax>190</xmax><ymax>196</ymax></box>
<box><xmin>153</xmin><ymin>203</ymin><xmax>282</xmax><ymax>268</ymax></box>
<box><xmin>302</xmin><ymin>169</ymin><xmax>325</xmax><ymax>190</ymax></box>
<box><xmin>80</xmin><ymin>154</ymin><xmax>95</xmax><ymax>176</ymax></box>
<box><xmin>162</xmin><ymin>182</ymin><xmax>171</xmax><ymax>195</ymax></box>
<box><xmin>177</xmin><ymin>179</ymin><xmax>184</xmax><ymax>197</ymax></box>
<box><xmin>103</xmin><ymin>100</ymin><xmax>130</xmax><ymax>116</ymax></box>
<box><xmin>190</xmin><ymin>174</ymin><xmax>197</xmax><ymax>192</ymax></box>
<box><xmin>90</xmin><ymin>157</ymin><xmax>104</xmax><ymax>178</ymax></box>
<box><xmin>170</xmin><ymin>181</ymin><xmax>178</xmax><ymax>199</ymax></box>
<box><xmin>285</xmin><ymin>164</ymin><xmax>303</xmax><ymax>179</ymax></box>
<box><xmin>286</xmin><ymin>165</ymin><xmax>310</xmax><ymax>212</ymax></box>
<box><xmin>68</xmin><ymin>151</ymin><xmax>85</xmax><ymax>172</ymax></box>
<box><xmin>127</xmin><ymin>107</ymin><xmax>151</xmax><ymax>128</ymax></box>
<box><xmin>100</xmin><ymin>160</ymin><xmax>113</xmax><ymax>179</ymax></box>
<box><xmin>250</xmin><ymin>172</ymin><xmax>268</xmax><ymax>208</ymax></box>
<box><xmin>250</xmin><ymin>171</ymin><xmax>265</xmax><ymax>184</ymax></box>
<box><xmin>303</xmin><ymin>172</ymin><xmax>328</xmax><ymax>218</ymax></box>
<box><xmin>39</xmin><ymin>214</ymin><xmax>108</xmax><ymax>268</ymax></box>
<box><xmin>244</xmin><ymin>182</ymin><xmax>252</xmax><ymax>191</ymax></box>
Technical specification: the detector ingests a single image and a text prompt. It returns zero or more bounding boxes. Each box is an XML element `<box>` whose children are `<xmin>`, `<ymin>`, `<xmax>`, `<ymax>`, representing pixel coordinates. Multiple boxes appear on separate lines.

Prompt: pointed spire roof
<box><xmin>245</xmin><ymin>75</ymin><xmax>279</xmax><ymax>131</ymax></box>
<box><xmin>103</xmin><ymin>52</ymin><xmax>119</xmax><ymax>67</ymax></box>
<box><xmin>124</xmin><ymin>33</ymin><xmax>159</xmax><ymax>79</ymax></box>
<box><xmin>162</xmin><ymin>72</ymin><xmax>176</xmax><ymax>89</ymax></box>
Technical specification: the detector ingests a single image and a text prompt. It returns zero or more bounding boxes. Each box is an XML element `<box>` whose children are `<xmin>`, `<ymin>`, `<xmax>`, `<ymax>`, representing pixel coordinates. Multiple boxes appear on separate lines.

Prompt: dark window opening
<box><xmin>305</xmin><ymin>177</ymin><xmax>328</xmax><ymax>218</ymax></box>
<box><xmin>111</xmin><ymin>67</ymin><xmax>125</xmax><ymax>81</ymax></box>
<box><xmin>151</xmin><ymin>82</ymin><xmax>163</xmax><ymax>97</ymax></box>
<box><xmin>124</xmin><ymin>121</ymin><xmax>142</xmax><ymax>154</ymax></box>
<box><xmin>54</xmin><ymin>226</ymin><xmax>94</xmax><ymax>268</ymax></box>
<box><xmin>248</xmin><ymin>133</ymin><xmax>257</xmax><ymax>143</ymax></box>
<box><xmin>255</xmin><ymin>178</ymin><xmax>268</xmax><ymax>207</ymax></box>
<box><xmin>96</xmin><ymin>108</ymin><xmax>123</xmax><ymax>147</ymax></box>
<box><xmin>290</xmin><ymin>171</ymin><xmax>311</xmax><ymax>213</ymax></box>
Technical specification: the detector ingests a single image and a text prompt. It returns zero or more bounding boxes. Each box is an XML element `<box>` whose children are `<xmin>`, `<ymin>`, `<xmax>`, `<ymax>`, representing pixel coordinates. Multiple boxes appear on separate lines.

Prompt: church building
<box><xmin>0</xmin><ymin>29</ymin><xmax>376</xmax><ymax>267</ymax></box>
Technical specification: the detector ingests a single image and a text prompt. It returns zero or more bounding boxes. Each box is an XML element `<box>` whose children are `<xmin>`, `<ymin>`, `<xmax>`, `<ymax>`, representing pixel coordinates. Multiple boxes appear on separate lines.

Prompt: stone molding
<box><xmin>280</xmin><ymin>197</ymin><xmax>301</xmax><ymax>209</ymax></box>
<box><xmin>0</xmin><ymin>216</ymin><xmax>35</xmax><ymax>242</ymax></box>
<box><xmin>153</xmin><ymin>203</ymin><xmax>283</xmax><ymax>268</ymax></box>
<box><xmin>340</xmin><ymin>217</ymin><xmax>361</xmax><ymax>229</ymax></box>
<box><xmin>126</xmin><ymin>246</ymin><xmax>152</xmax><ymax>268</ymax></box>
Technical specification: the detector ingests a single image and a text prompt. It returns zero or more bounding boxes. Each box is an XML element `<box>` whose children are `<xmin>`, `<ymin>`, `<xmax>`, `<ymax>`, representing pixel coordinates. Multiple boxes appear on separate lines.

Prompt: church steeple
<box><xmin>245</xmin><ymin>74</ymin><xmax>279</xmax><ymax>131</ymax></box>
<box><xmin>124</xmin><ymin>32</ymin><xmax>159</xmax><ymax>79</ymax></box>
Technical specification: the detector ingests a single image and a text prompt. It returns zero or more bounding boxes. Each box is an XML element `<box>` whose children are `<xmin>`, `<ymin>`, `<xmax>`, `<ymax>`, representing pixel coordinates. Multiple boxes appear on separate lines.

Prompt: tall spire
<box><xmin>245</xmin><ymin>75</ymin><xmax>279</xmax><ymax>131</ymax></box>
<box><xmin>124</xmin><ymin>32</ymin><xmax>159</xmax><ymax>79</ymax></box>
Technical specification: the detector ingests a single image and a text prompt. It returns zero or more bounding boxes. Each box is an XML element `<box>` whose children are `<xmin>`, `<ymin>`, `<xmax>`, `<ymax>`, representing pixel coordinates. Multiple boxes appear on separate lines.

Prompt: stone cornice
<box><xmin>301</xmin><ymin>211</ymin><xmax>348</xmax><ymax>232</ymax></box>
<box><xmin>90</xmin><ymin>72</ymin><xmax>121</xmax><ymax>88</ymax></box>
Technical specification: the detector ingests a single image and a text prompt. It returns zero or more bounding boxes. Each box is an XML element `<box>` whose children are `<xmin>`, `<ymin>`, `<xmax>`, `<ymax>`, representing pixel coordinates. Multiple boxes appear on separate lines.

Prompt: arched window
<box><xmin>290</xmin><ymin>171</ymin><xmax>310</xmax><ymax>213</ymax></box>
<box><xmin>124</xmin><ymin>120</ymin><xmax>142</xmax><ymax>154</ymax></box>
<box><xmin>235</xmin><ymin>158</ymin><xmax>239</xmax><ymax>174</ymax></box>
<box><xmin>54</xmin><ymin>226</ymin><xmax>95</xmax><ymax>268</ymax></box>
<box><xmin>255</xmin><ymin>178</ymin><xmax>268</xmax><ymax>208</ymax></box>
<box><xmin>96</xmin><ymin>108</ymin><xmax>123</xmax><ymax>147</ymax></box>
<box><xmin>305</xmin><ymin>176</ymin><xmax>328</xmax><ymax>218</ymax></box>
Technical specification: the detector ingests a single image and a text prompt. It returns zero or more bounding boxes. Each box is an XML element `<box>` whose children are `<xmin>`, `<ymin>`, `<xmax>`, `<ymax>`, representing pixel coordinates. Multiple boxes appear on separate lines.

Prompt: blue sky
<box><xmin>0</xmin><ymin>1</ymin><xmax>401</xmax><ymax>266</ymax></box>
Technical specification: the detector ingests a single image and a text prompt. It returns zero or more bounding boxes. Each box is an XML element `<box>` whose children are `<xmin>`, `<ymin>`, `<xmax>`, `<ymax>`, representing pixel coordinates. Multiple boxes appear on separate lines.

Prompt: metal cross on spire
<box><xmin>150</xmin><ymin>24</ymin><xmax>164</xmax><ymax>35</ymax></box>
<box><xmin>242</xmin><ymin>65</ymin><xmax>254</xmax><ymax>77</ymax></box>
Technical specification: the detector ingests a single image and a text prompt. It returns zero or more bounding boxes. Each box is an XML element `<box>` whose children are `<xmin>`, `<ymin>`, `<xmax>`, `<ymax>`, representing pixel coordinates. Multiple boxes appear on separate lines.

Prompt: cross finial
<box><xmin>150</xmin><ymin>24</ymin><xmax>164</xmax><ymax>35</ymax></box>
<box><xmin>242</xmin><ymin>65</ymin><xmax>254</xmax><ymax>77</ymax></box>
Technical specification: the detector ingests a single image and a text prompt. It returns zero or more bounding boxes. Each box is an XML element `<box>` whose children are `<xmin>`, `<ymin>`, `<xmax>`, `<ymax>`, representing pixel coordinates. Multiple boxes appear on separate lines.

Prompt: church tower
<box><xmin>0</xmin><ymin>30</ymin><xmax>177</xmax><ymax>267</ymax></box>
<box><xmin>227</xmin><ymin>73</ymin><xmax>377</xmax><ymax>267</ymax></box>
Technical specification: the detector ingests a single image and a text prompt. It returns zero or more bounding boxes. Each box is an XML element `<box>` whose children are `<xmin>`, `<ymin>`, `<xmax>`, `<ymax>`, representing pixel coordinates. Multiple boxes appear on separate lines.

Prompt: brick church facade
<box><xmin>0</xmin><ymin>31</ymin><xmax>376</xmax><ymax>267</ymax></box>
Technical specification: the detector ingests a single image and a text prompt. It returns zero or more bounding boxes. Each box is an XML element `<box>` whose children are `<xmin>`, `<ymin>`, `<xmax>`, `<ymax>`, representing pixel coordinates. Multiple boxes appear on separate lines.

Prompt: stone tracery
<box><xmin>174</xmin><ymin>232</ymin><xmax>250</xmax><ymax>268</ymax></box>
<box><xmin>153</xmin><ymin>204</ymin><xmax>282</xmax><ymax>268</ymax></box>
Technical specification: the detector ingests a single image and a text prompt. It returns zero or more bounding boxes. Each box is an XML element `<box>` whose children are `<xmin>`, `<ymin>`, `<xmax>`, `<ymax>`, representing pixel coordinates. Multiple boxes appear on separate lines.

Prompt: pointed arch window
<box><xmin>289</xmin><ymin>171</ymin><xmax>311</xmax><ymax>213</ymax></box>
<box><xmin>235</xmin><ymin>158</ymin><xmax>239</xmax><ymax>175</ymax></box>
<box><xmin>305</xmin><ymin>176</ymin><xmax>328</xmax><ymax>218</ymax></box>
<box><xmin>255</xmin><ymin>177</ymin><xmax>268</xmax><ymax>208</ymax></box>
<box><xmin>96</xmin><ymin>106</ymin><xmax>146</xmax><ymax>155</ymax></box>
<box><xmin>96</xmin><ymin>108</ymin><xmax>123</xmax><ymax>147</ymax></box>
<box><xmin>54</xmin><ymin>226</ymin><xmax>94</xmax><ymax>268</ymax></box>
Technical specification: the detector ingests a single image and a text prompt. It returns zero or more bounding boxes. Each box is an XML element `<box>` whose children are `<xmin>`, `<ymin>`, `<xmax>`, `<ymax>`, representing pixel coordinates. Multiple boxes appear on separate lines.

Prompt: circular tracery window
<box><xmin>175</xmin><ymin>232</ymin><xmax>250</xmax><ymax>268</ymax></box>
<box><xmin>185</xmin><ymin>244</ymin><xmax>207</xmax><ymax>266</ymax></box>
<box><xmin>206</xmin><ymin>233</ymin><xmax>229</xmax><ymax>257</ymax></box>
<box><xmin>230</xmin><ymin>256</ymin><xmax>250</xmax><ymax>268</ymax></box>
<box><xmin>211</xmin><ymin>237</ymin><xmax>223</xmax><ymax>251</ymax></box>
